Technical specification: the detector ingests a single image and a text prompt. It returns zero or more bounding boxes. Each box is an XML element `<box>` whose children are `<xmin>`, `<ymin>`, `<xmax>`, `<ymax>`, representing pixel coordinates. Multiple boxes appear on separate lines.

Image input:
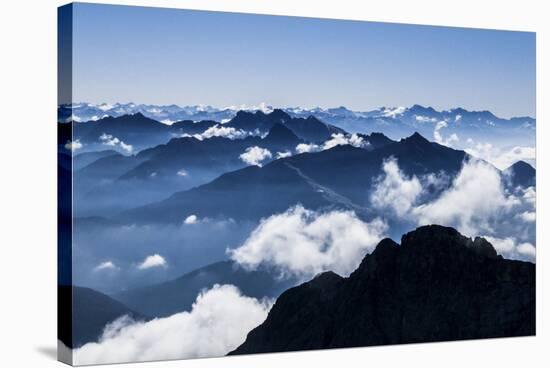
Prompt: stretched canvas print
<box><xmin>57</xmin><ymin>2</ymin><xmax>536</xmax><ymax>366</ymax></box>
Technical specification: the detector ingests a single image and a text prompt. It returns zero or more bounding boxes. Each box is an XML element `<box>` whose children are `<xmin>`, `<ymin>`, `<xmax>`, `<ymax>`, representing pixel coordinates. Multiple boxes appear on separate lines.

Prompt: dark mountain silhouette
<box><xmin>71</xmin><ymin>109</ymin><xmax>345</xmax><ymax>156</ymax></box>
<box><xmin>118</xmin><ymin>132</ymin><xmax>466</xmax><ymax>224</ymax></box>
<box><xmin>504</xmin><ymin>160</ymin><xmax>536</xmax><ymax>188</ymax></box>
<box><xmin>359</xmin><ymin>132</ymin><xmax>395</xmax><ymax>149</ymax></box>
<box><xmin>226</xmin><ymin>109</ymin><xmax>344</xmax><ymax>142</ymax></box>
<box><xmin>170</xmin><ymin>119</ymin><xmax>218</xmax><ymax>135</ymax></box>
<box><xmin>262</xmin><ymin>123</ymin><xmax>302</xmax><ymax>149</ymax></box>
<box><xmin>284</xmin><ymin>115</ymin><xmax>345</xmax><ymax>143</ymax></box>
<box><xmin>228</xmin><ymin>109</ymin><xmax>288</xmax><ymax>132</ymax></box>
<box><xmin>59</xmin><ymin>286</ymin><xmax>147</xmax><ymax>348</ymax></box>
<box><xmin>231</xmin><ymin>225</ymin><xmax>535</xmax><ymax>355</ymax></box>
<box><xmin>74</xmin><ymin>112</ymin><xmax>170</xmax><ymax>147</ymax></box>
<box><xmin>113</xmin><ymin>261</ymin><xmax>295</xmax><ymax>318</ymax></box>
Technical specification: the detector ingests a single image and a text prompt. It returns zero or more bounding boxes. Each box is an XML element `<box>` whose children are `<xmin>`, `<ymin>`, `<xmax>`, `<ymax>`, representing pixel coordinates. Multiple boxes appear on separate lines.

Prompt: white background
<box><xmin>0</xmin><ymin>0</ymin><xmax>548</xmax><ymax>367</ymax></box>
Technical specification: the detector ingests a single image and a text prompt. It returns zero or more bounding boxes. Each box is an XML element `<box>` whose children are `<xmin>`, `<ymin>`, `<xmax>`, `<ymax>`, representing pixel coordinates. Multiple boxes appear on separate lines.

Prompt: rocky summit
<box><xmin>231</xmin><ymin>225</ymin><xmax>535</xmax><ymax>355</ymax></box>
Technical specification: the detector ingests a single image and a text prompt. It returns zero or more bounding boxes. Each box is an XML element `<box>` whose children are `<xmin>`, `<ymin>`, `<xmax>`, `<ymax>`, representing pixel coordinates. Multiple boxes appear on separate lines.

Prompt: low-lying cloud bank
<box><xmin>74</xmin><ymin>217</ymin><xmax>255</xmax><ymax>293</ymax></box>
<box><xmin>74</xmin><ymin>284</ymin><xmax>272</xmax><ymax>365</ymax></box>
<box><xmin>370</xmin><ymin>157</ymin><xmax>536</xmax><ymax>262</ymax></box>
<box><xmin>229</xmin><ymin>206</ymin><xmax>387</xmax><ymax>278</ymax></box>
<box><xmin>465</xmin><ymin>141</ymin><xmax>536</xmax><ymax>170</ymax></box>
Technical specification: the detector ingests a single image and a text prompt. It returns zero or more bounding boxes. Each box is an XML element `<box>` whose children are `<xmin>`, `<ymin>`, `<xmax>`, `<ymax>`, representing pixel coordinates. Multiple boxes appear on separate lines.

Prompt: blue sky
<box><xmin>70</xmin><ymin>3</ymin><xmax>536</xmax><ymax>118</ymax></box>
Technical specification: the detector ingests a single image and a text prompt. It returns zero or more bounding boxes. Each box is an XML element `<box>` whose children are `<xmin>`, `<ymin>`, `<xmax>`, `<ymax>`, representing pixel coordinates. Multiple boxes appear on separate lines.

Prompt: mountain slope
<box><xmin>113</xmin><ymin>261</ymin><xmax>295</xmax><ymax>318</ymax></box>
<box><xmin>73</xmin><ymin>149</ymin><xmax>120</xmax><ymax>170</ymax></box>
<box><xmin>59</xmin><ymin>286</ymin><xmax>147</xmax><ymax>348</ymax></box>
<box><xmin>231</xmin><ymin>225</ymin><xmax>535</xmax><ymax>355</ymax></box>
<box><xmin>73</xmin><ymin>123</ymin><xmax>306</xmax><ymax>216</ymax></box>
<box><xmin>118</xmin><ymin>159</ymin><xmax>332</xmax><ymax>223</ymax></box>
<box><xmin>504</xmin><ymin>160</ymin><xmax>536</xmax><ymax>188</ymax></box>
<box><xmin>117</xmin><ymin>132</ymin><xmax>466</xmax><ymax>224</ymax></box>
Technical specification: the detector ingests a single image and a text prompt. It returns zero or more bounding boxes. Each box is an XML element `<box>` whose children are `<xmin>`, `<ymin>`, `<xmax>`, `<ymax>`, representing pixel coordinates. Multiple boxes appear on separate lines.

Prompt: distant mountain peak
<box><xmin>264</xmin><ymin>123</ymin><xmax>300</xmax><ymax>143</ymax></box>
<box><xmin>507</xmin><ymin>160</ymin><xmax>534</xmax><ymax>171</ymax></box>
<box><xmin>360</xmin><ymin>132</ymin><xmax>395</xmax><ymax>149</ymax></box>
<box><xmin>504</xmin><ymin>160</ymin><xmax>536</xmax><ymax>188</ymax></box>
<box><xmin>402</xmin><ymin>131</ymin><xmax>430</xmax><ymax>144</ymax></box>
<box><xmin>411</xmin><ymin>104</ymin><xmax>431</xmax><ymax>110</ymax></box>
<box><xmin>235</xmin><ymin>110</ymin><xmax>254</xmax><ymax>118</ymax></box>
<box><xmin>268</xmin><ymin>108</ymin><xmax>292</xmax><ymax>122</ymax></box>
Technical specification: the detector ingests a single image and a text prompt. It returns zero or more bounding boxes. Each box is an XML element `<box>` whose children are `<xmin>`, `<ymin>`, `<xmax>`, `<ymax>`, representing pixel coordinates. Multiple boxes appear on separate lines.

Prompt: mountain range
<box><xmin>231</xmin><ymin>225</ymin><xmax>535</xmax><ymax>355</ymax></box>
<box><xmin>116</xmin><ymin>132</ymin><xmax>468</xmax><ymax>224</ymax></box>
<box><xmin>60</xmin><ymin>102</ymin><xmax>537</xmax><ymax>356</ymax></box>
<box><xmin>60</xmin><ymin>102</ymin><xmax>535</xmax><ymax>147</ymax></box>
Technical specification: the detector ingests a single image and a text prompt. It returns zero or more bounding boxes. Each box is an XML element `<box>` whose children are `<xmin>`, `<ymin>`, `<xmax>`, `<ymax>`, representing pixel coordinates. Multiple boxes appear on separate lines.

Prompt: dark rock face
<box><xmin>231</xmin><ymin>225</ymin><xmax>535</xmax><ymax>355</ymax></box>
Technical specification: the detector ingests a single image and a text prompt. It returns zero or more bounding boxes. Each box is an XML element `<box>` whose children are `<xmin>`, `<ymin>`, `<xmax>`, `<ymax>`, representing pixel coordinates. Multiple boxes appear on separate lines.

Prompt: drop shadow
<box><xmin>35</xmin><ymin>346</ymin><xmax>57</xmax><ymax>360</ymax></box>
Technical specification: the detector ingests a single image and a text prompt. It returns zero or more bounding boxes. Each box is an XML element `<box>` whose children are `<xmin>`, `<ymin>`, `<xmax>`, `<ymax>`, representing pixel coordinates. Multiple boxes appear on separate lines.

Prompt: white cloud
<box><xmin>433</xmin><ymin>121</ymin><xmax>459</xmax><ymax>147</ymax></box>
<box><xmin>225</xmin><ymin>102</ymin><xmax>274</xmax><ymax>114</ymax></box>
<box><xmin>295</xmin><ymin>143</ymin><xmax>320</xmax><ymax>154</ymax></box>
<box><xmin>518</xmin><ymin>211</ymin><xmax>536</xmax><ymax>222</ymax></box>
<box><xmin>322</xmin><ymin>133</ymin><xmax>369</xmax><ymax>150</ymax></box>
<box><xmin>276</xmin><ymin>151</ymin><xmax>292</xmax><ymax>159</ymax></box>
<box><xmin>74</xmin><ymin>284</ymin><xmax>272</xmax><ymax>365</ymax></box>
<box><xmin>415</xmin><ymin>115</ymin><xmax>437</xmax><ymax>123</ymax></box>
<box><xmin>190</xmin><ymin>124</ymin><xmax>250</xmax><ymax>140</ymax></box>
<box><xmin>381</xmin><ymin>106</ymin><xmax>406</xmax><ymax>118</ymax></box>
<box><xmin>239</xmin><ymin>146</ymin><xmax>272</xmax><ymax>167</ymax></box>
<box><xmin>412</xmin><ymin>159</ymin><xmax>517</xmax><ymax>236</ymax></box>
<box><xmin>99</xmin><ymin>133</ymin><xmax>133</xmax><ymax>153</ymax></box>
<box><xmin>369</xmin><ymin>159</ymin><xmax>535</xmax><ymax>262</ymax></box>
<box><xmin>137</xmin><ymin>254</ymin><xmax>167</xmax><ymax>270</ymax></box>
<box><xmin>64</xmin><ymin>139</ymin><xmax>83</xmax><ymax>152</ymax></box>
<box><xmin>229</xmin><ymin>205</ymin><xmax>387</xmax><ymax>278</ymax></box>
<box><xmin>176</xmin><ymin>169</ymin><xmax>188</xmax><ymax>177</ymax></box>
<box><xmin>184</xmin><ymin>215</ymin><xmax>198</xmax><ymax>225</ymax></box>
<box><xmin>295</xmin><ymin>134</ymin><xmax>368</xmax><ymax>154</ymax></box>
<box><xmin>68</xmin><ymin>114</ymin><xmax>82</xmax><ymax>122</ymax></box>
<box><xmin>483</xmin><ymin>236</ymin><xmax>535</xmax><ymax>262</ymax></box>
<box><xmin>455</xmin><ymin>114</ymin><xmax>462</xmax><ymax>122</ymax></box>
<box><xmin>517</xmin><ymin>242</ymin><xmax>536</xmax><ymax>258</ymax></box>
<box><xmin>160</xmin><ymin>119</ymin><xmax>175</xmax><ymax>125</ymax></box>
<box><xmin>98</xmin><ymin>103</ymin><xmax>114</xmax><ymax>111</ymax></box>
<box><xmin>370</xmin><ymin>158</ymin><xmax>423</xmax><ymax>217</ymax></box>
<box><xmin>93</xmin><ymin>261</ymin><xmax>118</xmax><ymax>272</ymax></box>
<box><xmin>522</xmin><ymin>186</ymin><xmax>536</xmax><ymax>206</ymax></box>
<box><xmin>465</xmin><ymin>141</ymin><xmax>536</xmax><ymax>170</ymax></box>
